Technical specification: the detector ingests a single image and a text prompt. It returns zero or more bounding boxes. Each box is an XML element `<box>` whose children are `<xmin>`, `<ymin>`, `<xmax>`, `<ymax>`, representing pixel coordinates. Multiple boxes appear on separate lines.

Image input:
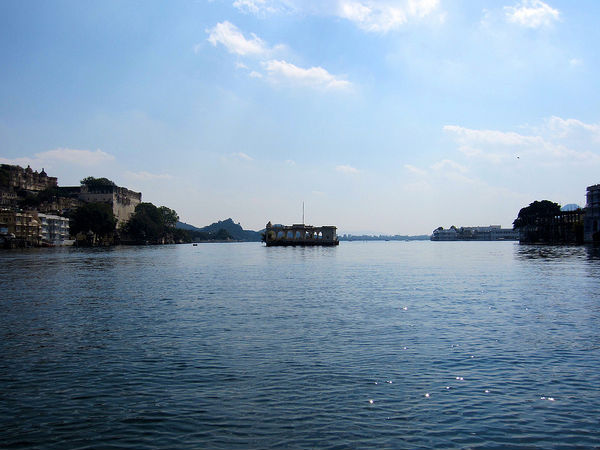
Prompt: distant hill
<box><xmin>176</xmin><ymin>218</ymin><xmax>262</xmax><ymax>242</ymax></box>
<box><xmin>176</xmin><ymin>221</ymin><xmax>202</xmax><ymax>232</ymax></box>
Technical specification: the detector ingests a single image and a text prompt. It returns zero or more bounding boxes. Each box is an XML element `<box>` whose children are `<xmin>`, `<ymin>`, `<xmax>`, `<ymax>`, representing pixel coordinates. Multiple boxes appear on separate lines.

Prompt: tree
<box><xmin>158</xmin><ymin>206</ymin><xmax>178</xmax><ymax>228</ymax></box>
<box><xmin>513</xmin><ymin>200</ymin><xmax>562</xmax><ymax>243</ymax></box>
<box><xmin>124</xmin><ymin>203</ymin><xmax>163</xmax><ymax>242</ymax></box>
<box><xmin>70</xmin><ymin>202</ymin><xmax>117</xmax><ymax>237</ymax></box>
<box><xmin>513</xmin><ymin>200</ymin><xmax>561</xmax><ymax>229</ymax></box>
<box><xmin>80</xmin><ymin>176</ymin><xmax>116</xmax><ymax>188</ymax></box>
<box><xmin>124</xmin><ymin>202</ymin><xmax>183</xmax><ymax>243</ymax></box>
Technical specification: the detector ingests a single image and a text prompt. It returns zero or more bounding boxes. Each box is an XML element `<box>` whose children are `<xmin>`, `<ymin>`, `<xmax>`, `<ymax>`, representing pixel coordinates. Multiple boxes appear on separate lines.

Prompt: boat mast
<box><xmin>302</xmin><ymin>201</ymin><xmax>305</xmax><ymax>225</ymax></box>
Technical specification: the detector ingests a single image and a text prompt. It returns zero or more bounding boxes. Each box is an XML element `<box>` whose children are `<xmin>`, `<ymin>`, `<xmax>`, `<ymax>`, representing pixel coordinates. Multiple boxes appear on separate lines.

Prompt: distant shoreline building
<box><xmin>431</xmin><ymin>225</ymin><xmax>518</xmax><ymax>241</ymax></box>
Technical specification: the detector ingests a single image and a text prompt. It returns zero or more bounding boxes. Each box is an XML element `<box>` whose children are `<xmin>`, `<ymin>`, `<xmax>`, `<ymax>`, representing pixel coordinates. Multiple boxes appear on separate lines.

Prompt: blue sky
<box><xmin>1</xmin><ymin>0</ymin><xmax>599</xmax><ymax>234</ymax></box>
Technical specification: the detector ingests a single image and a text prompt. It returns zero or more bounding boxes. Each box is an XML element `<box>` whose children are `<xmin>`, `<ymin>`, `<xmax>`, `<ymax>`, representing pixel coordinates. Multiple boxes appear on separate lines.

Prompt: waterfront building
<box><xmin>38</xmin><ymin>213</ymin><xmax>71</xmax><ymax>245</ymax></box>
<box><xmin>263</xmin><ymin>222</ymin><xmax>339</xmax><ymax>246</ymax></box>
<box><xmin>0</xmin><ymin>209</ymin><xmax>41</xmax><ymax>246</ymax></box>
<box><xmin>59</xmin><ymin>184</ymin><xmax>142</xmax><ymax>227</ymax></box>
<box><xmin>515</xmin><ymin>209</ymin><xmax>585</xmax><ymax>244</ymax></box>
<box><xmin>431</xmin><ymin>225</ymin><xmax>518</xmax><ymax>241</ymax></box>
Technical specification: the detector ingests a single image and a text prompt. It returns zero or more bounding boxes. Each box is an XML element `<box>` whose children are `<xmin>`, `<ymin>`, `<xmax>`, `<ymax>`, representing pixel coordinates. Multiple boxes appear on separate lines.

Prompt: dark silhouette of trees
<box><xmin>70</xmin><ymin>202</ymin><xmax>117</xmax><ymax>239</ymax></box>
<box><xmin>80</xmin><ymin>176</ymin><xmax>116</xmax><ymax>188</ymax></box>
<box><xmin>124</xmin><ymin>203</ymin><xmax>186</xmax><ymax>244</ymax></box>
<box><xmin>512</xmin><ymin>200</ymin><xmax>578</xmax><ymax>243</ymax></box>
<box><xmin>158</xmin><ymin>206</ymin><xmax>178</xmax><ymax>228</ymax></box>
<box><xmin>124</xmin><ymin>203</ymin><xmax>164</xmax><ymax>243</ymax></box>
<box><xmin>513</xmin><ymin>200</ymin><xmax>561</xmax><ymax>230</ymax></box>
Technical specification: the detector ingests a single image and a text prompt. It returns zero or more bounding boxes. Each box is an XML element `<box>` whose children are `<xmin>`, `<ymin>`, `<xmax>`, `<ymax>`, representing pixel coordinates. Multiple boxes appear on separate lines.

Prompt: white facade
<box><xmin>431</xmin><ymin>225</ymin><xmax>518</xmax><ymax>241</ymax></box>
<box><xmin>38</xmin><ymin>213</ymin><xmax>71</xmax><ymax>245</ymax></box>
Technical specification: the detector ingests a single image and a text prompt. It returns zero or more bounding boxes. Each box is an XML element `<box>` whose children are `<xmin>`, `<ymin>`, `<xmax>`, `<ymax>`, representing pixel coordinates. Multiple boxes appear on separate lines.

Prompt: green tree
<box><xmin>158</xmin><ymin>206</ymin><xmax>179</xmax><ymax>228</ymax></box>
<box><xmin>513</xmin><ymin>200</ymin><xmax>562</xmax><ymax>243</ymax></box>
<box><xmin>214</xmin><ymin>228</ymin><xmax>233</xmax><ymax>240</ymax></box>
<box><xmin>124</xmin><ymin>203</ymin><xmax>163</xmax><ymax>242</ymax></box>
<box><xmin>70</xmin><ymin>202</ymin><xmax>117</xmax><ymax>237</ymax></box>
<box><xmin>513</xmin><ymin>200</ymin><xmax>561</xmax><ymax>229</ymax></box>
<box><xmin>124</xmin><ymin>203</ymin><xmax>186</xmax><ymax>244</ymax></box>
<box><xmin>80</xmin><ymin>176</ymin><xmax>116</xmax><ymax>188</ymax></box>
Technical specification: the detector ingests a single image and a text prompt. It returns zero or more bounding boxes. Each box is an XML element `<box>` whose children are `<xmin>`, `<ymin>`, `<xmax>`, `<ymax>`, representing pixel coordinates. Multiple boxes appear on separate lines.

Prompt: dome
<box><xmin>561</xmin><ymin>203</ymin><xmax>581</xmax><ymax>211</ymax></box>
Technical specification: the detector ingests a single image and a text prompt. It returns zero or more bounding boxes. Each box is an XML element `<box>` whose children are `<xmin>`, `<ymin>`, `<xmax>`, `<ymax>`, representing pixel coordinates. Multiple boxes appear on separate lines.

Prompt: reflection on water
<box><xmin>516</xmin><ymin>244</ymin><xmax>592</xmax><ymax>260</ymax></box>
<box><xmin>1</xmin><ymin>242</ymin><xmax>600</xmax><ymax>449</ymax></box>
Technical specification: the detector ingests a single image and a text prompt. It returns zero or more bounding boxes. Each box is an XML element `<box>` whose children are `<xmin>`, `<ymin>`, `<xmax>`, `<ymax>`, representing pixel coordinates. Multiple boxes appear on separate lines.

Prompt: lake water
<box><xmin>1</xmin><ymin>242</ymin><xmax>600</xmax><ymax>449</ymax></box>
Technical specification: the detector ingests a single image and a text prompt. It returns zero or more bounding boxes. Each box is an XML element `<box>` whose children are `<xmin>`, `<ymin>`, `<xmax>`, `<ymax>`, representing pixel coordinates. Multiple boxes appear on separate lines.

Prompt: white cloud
<box><xmin>543</xmin><ymin>116</ymin><xmax>600</xmax><ymax>140</ymax></box>
<box><xmin>504</xmin><ymin>0</ymin><xmax>559</xmax><ymax>28</ymax></box>
<box><xmin>404</xmin><ymin>164</ymin><xmax>427</xmax><ymax>176</ymax></box>
<box><xmin>35</xmin><ymin>148</ymin><xmax>115</xmax><ymax>166</ymax></box>
<box><xmin>232</xmin><ymin>152</ymin><xmax>254</xmax><ymax>161</ymax></box>
<box><xmin>264</xmin><ymin>59</ymin><xmax>351</xmax><ymax>90</ymax></box>
<box><xmin>230</xmin><ymin>0</ymin><xmax>441</xmax><ymax>32</ymax></box>
<box><xmin>444</xmin><ymin>118</ymin><xmax>600</xmax><ymax>165</ymax></box>
<box><xmin>125</xmin><ymin>171</ymin><xmax>173</xmax><ymax>181</ymax></box>
<box><xmin>285</xmin><ymin>159</ymin><xmax>296</xmax><ymax>166</ymax></box>
<box><xmin>337</xmin><ymin>0</ymin><xmax>440</xmax><ymax>32</ymax></box>
<box><xmin>205</xmin><ymin>21</ymin><xmax>352</xmax><ymax>91</ymax></box>
<box><xmin>336</xmin><ymin>164</ymin><xmax>360</xmax><ymax>174</ymax></box>
<box><xmin>206</xmin><ymin>21</ymin><xmax>269</xmax><ymax>56</ymax></box>
<box><xmin>1</xmin><ymin>148</ymin><xmax>116</xmax><ymax>168</ymax></box>
<box><xmin>431</xmin><ymin>159</ymin><xmax>468</xmax><ymax>173</ymax></box>
<box><xmin>233</xmin><ymin>0</ymin><xmax>293</xmax><ymax>15</ymax></box>
<box><xmin>569</xmin><ymin>58</ymin><xmax>582</xmax><ymax>67</ymax></box>
<box><xmin>0</xmin><ymin>156</ymin><xmax>38</xmax><ymax>167</ymax></box>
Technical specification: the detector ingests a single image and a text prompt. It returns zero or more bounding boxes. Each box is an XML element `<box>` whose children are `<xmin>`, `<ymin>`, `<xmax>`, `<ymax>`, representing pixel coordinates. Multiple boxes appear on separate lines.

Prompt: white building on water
<box><xmin>431</xmin><ymin>225</ymin><xmax>518</xmax><ymax>241</ymax></box>
<box><xmin>38</xmin><ymin>213</ymin><xmax>71</xmax><ymax>246</ymax></box>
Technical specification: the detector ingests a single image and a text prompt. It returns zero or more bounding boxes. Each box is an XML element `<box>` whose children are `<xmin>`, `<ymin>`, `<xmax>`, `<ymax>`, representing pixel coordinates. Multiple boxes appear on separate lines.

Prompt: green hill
<box><xmin>176</xmin><ymin>218</ymin><xmax>262</xmax><ymax>241</ymax></box>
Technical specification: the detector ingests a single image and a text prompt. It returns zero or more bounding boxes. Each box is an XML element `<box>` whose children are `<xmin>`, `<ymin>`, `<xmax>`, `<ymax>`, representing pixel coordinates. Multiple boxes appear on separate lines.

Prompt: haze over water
<box><xmin>2</xmin><ymin>242</ymin><xmax>600</xmax><ymax>449</ymax></box>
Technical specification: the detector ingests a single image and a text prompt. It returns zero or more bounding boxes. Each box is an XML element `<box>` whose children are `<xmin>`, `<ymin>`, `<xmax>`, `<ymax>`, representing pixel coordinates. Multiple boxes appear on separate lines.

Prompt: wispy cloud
<box><xmin>125</xmin><ymin>171</ymin><xmax>173</xmax><ymax>181</ymax></box>
<box><xmin>335</xmin><ymin>164</ymin><xmax>360</xmax><ymax>174</ymax></box>
<box><xmin>431</xmin><ymin>159</ymin><xmax>468</xmax><ymax>173</ymax></box>
<box><xmin>504</xmin><ymin>0</ymin><xmax>559</xmax><ymax>28</ymax></box>
<box><xmin>206</xmin><ymin>21</ymin><xmax>270</xmax><ymax>56</ymax></box>
<box><xmin>230</xmin><ymin>0</ymin><xmax>442</xmax><ymax>32</ymax></box>
<box><xmin>204</xmin><ymin>21</ymin><xmax>351</xmax><ymax>91</ymax></box>
<box><xmin>264</xmin><ymin>60</ymin><xmax>352</xmax><ymax>90</ymax></box>
<box><xmin>233</xmin><ymin>0</ymin><xmax>293</xmax><ymax>15</ymax></box>
<box><xmin>38</xmin><ymin>148</ymin><xmax>114</xmax><ymax>166</ymax></box>
<box><xmin>232</xmin><ymin>152</ymin><xmax>254</xmax><ymax>161</ymax></box>
<box><xmin>404</xmin><ymin>164</ymin><xmax>427</xmax><ymax>176</ymax></box>
<box><xmin>337</xmin><ymin>0</ymin><xmax>440</xmax><ymax>32</ymax></box>
<box><xmin>1</xmin><ymin>148</ymin><xmax>115</xmax><ymax>168</ymax></box>
<box><xmin>444</xmin><ymin>117</ymin><xmax>600</xmax><ymax>165</ymax></box>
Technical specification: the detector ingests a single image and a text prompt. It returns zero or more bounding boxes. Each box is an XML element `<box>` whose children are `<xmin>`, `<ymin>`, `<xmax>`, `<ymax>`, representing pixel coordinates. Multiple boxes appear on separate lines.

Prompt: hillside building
<box><xmin>0</xmin><ymin>164</ymin><xmax>57</xmax><ymax>193</ymax></box>
<box><xmin>58</xmin><ymin>184</ymin><xmax>142</xmax><ymax>227</ymax></box>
